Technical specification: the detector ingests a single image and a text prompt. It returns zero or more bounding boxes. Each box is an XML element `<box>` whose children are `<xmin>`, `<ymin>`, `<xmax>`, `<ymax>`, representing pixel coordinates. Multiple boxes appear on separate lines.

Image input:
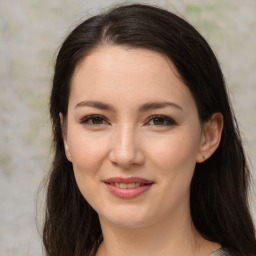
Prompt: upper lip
<box><xmin>104</xmin><ymin>177</ymin><xmax>154</xmax><ymax>184</ymax></box>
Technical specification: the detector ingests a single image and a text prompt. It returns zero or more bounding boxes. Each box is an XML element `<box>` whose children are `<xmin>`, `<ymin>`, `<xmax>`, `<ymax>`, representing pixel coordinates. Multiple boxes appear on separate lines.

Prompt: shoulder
<box><xmin>208</xmin><ymin>248</ymin><xmax>231</xmax><ymax>256</ymax></box>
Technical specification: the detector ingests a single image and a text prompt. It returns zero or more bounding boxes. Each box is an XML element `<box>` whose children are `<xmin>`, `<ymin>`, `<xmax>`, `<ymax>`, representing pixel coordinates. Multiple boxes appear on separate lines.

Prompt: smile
<box><xmin>104</xmin><ymin>177</ymin><xmax>154</xmax><ymax>199</ymax></box>
<box><xmin>109</xmin><ymin>182</ymin><xmax>142</xmax><ymax>188</ymax></box>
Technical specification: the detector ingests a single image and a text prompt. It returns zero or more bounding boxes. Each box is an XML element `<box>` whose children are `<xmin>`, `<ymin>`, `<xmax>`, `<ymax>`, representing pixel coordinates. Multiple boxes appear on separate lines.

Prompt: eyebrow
<box><xmin>138</xmin><ymin>102</ymin><xmax>183</xmax><ymax>112</ymax></box>
<box><xmin>75</xmin><ymin>100</ymin><xmax>114</xmax><ymax>111</ymax></box>
<box><xmin>75</xmin><ymin>100</ymin><xmax>183</xmax><ymax>112</ymax></box>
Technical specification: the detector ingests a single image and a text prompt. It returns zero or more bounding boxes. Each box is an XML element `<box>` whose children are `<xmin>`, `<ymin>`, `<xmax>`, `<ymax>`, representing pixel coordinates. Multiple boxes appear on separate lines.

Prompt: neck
<box><xmin>96</xmin><ymin>209</ymin><xmax>219</xmax><ymax>256</ymax></box>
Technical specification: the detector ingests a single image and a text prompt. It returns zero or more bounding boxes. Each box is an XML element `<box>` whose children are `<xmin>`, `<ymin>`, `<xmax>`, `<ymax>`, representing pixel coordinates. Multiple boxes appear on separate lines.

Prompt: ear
<box><xmin>59</xmin><ymin>113</ymin><xmax>72</xmax><ymax>162</ymax></box>
<box><xmin>196</xmin><ymin>112</ymin><xmax>223</xmax><ymax>163</ymax></box>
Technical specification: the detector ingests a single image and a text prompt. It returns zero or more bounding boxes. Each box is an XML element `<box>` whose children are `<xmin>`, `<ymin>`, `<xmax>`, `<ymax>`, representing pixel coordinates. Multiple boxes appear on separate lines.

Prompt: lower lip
<box><xmin>105</xmin><ymin>183</ymin><xmax>153</xmax><ymax>199</ymax></box>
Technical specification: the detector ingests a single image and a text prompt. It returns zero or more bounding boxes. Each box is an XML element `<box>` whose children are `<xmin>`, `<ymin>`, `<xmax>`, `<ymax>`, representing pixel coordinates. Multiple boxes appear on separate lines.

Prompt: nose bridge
<box><xmin>109</xmin><ymin>122</ymin><xmax>144</xmax><ymax>167</ymax></box>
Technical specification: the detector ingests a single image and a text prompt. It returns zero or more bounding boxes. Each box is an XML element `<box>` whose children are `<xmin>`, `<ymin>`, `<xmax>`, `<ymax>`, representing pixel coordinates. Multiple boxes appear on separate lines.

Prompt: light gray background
<box><xmin>0</xmin><ymin>0</ymin><xmax>255</xmax><ymax>255</ymax></box>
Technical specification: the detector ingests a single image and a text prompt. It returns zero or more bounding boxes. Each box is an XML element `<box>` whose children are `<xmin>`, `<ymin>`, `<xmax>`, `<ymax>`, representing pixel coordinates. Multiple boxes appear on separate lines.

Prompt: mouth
<box><xmin>103</xmin><ymin>177</ymin><xmax>154</xmax><ymax>199</ymax></box>
<box><xmin>108</xmin><ymin>182</ymin><xmax>145</xmax><ymax>189</ymax></box>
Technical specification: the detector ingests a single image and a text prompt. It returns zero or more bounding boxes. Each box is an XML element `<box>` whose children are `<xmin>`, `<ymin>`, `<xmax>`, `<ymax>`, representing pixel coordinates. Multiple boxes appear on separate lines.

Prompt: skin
<box><xmin>61</xmin><ymin>46</ymin><xmax>223</xmax><ymax>256</ymax></box>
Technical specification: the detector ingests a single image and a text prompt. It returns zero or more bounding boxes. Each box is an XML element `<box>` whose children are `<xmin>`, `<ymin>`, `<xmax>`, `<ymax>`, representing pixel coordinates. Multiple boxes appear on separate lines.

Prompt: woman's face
<box><xmin>63</xmin><ymin>46</ymin><xmax>205</xmax><ymax>228</ymax></box>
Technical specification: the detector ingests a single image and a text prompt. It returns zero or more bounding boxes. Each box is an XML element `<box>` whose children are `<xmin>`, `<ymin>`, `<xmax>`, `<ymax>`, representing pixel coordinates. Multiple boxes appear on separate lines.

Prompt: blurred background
<box><xmin>0</xmin><ymin>0</ymin><xmax>255</xmax><ymax>255</ymax></box>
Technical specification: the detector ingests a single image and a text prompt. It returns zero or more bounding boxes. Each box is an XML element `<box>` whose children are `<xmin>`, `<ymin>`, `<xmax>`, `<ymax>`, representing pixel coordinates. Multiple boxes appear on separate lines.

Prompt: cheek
<box><xmin>146</xmin><ymin>129</ymin><xmax>200</xmax><ymax>172</ymax></box>
<box><xmin>67</xmin><ymin>130</ymin><xmax>109</xmax><ymax>176</ymax></box>
<box><xmin>67</xmin><ymin>132</ymin><xmax>109</xmax><ymax>204</ymax></box>
<box><xmin>145</xmin><ymin>130</ymin><xmax>200</xmax><ymax>211</ymax></box>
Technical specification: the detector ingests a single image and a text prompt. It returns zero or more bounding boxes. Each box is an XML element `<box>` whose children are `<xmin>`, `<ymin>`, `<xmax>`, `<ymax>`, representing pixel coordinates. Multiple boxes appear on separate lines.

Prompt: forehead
<box><xmin>69</xmin><ymin>46</ymin><xmax>196</xmax><ymax>111</ymax></box>
<box><xmin>73</xmin><ymin>46</ymin><xmax>180</xmax><ymax>81</ymax></box>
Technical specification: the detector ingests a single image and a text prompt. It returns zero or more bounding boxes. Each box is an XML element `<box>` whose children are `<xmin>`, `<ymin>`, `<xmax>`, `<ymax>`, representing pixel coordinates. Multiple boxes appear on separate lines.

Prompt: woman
<box><xmin>43</xmin><ymin>4</ymin><xmax>256</xmax><ymax>256</ymax></box>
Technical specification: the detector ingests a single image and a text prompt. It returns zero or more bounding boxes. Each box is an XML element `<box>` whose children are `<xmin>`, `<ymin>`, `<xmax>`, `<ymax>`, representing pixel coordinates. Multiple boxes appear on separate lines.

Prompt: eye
<box><xmin>146</xmin><ymin>115</ymin><xmax>176</xmax><ymax>127</ymax></box>
<box><xmin>80</xmin><ymin>115</ymin><xmax>108</xmax><ymax>125</ymax></box>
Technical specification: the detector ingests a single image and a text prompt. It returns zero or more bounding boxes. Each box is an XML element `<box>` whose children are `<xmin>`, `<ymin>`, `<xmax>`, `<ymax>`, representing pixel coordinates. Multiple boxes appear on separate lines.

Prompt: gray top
<box><xmin>209</xmin><ymin>248</ymin><xmax>230</xmax><ymax>256</ymax></box>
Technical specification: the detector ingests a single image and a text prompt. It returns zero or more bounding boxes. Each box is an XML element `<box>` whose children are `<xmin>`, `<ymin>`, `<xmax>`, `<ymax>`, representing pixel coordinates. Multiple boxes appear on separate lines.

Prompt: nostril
<box><xmin>108</xmin><ymin>136</ymin><xmax>145</xmax><ymax>167</ymax></box>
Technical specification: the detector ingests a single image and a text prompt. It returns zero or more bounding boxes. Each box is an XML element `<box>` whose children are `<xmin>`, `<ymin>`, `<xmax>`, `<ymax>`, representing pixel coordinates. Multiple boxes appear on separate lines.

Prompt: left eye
<box><xmin>147</xmin><ymin>115</ymin><xmax>176</xmax><ymax>126</ymax></box>
<box><xmin>80</xmin><ymin>115</ymin><xmax>108</xmax><ymax>125</ymax></box>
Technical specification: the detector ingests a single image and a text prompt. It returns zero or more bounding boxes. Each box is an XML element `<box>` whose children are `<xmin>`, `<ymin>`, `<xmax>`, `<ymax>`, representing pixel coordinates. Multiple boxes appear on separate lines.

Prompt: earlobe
<box><xmin>59</xmin><ymin>112</ymin><xmax>64</xmax><ymax>127</ymax></box>
<box><xmin>196</xmin><ymin>113</ymin><xmax>223</xmax><ymax>163</ymax></box>
<box><xmin>59</xmin><ymin>112</ymin><xmax>72</xmax><ymax>162</ymax></box>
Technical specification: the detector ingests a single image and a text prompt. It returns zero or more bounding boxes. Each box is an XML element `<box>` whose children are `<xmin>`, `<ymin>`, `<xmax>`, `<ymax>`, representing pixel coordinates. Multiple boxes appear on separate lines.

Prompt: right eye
<box><xmin>79</xmin><ymin>115</ymin><xmax>108</xmax><ymax>125</ymax></box>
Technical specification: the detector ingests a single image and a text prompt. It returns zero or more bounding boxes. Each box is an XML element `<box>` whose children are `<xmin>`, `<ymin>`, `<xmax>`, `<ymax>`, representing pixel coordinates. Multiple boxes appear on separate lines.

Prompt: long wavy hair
<box><xmin>43</xmin><ymin>4</ymin><xmax>256</xmax><ymax>256</ymax></box>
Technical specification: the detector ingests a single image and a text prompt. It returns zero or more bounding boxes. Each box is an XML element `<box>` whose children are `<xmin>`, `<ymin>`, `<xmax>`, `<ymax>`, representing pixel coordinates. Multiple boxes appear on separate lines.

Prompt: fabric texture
<box><xmin>209</xmin><ymin>248</ymin><xmax>230</xmax><ymax>256</ymax></box>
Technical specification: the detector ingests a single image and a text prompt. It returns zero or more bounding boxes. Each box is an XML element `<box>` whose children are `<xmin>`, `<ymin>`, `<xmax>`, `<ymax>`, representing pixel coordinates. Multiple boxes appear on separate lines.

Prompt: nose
<box><xmin>109</xmin><ymin>125</ymin><xmax>145</xmax><ymax>169</ymax></box>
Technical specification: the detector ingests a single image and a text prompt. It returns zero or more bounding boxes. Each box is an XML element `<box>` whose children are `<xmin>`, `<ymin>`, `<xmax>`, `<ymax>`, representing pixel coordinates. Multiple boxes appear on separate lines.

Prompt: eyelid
<box><xmin>79</xmin><ymin>114</ymin><xmax>109</xmax><ymax>125</ymax></box>
<box><xmin>145</xmin><ymin>115</ymin><xmax>177</xmax><ymax>126</ymax></box>
<box><xmin>79</xmin><ymin>114</ymin><xmax>176</xmax><ymax>127</ymax></box>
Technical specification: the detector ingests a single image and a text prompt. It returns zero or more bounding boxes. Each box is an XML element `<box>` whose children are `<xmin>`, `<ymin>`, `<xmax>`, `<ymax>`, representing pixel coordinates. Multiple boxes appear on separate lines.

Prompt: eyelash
<box><xmin>79</xmin><ymin>114</ymin><xmax>176</xmax><ymax>127</ymax></box>
<box><xmin>146</xmin><ymin>115</ymin><xmax>176</xmax><ymax>127</ymax></box>
<box><xmin>79</xmin><ymin>114</ymin><xmax>109</xmax><ymax>125</ymax></box>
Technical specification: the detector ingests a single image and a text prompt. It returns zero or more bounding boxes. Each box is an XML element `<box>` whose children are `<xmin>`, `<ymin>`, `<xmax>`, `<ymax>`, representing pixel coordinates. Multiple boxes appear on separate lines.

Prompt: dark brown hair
<box><xmin>43</xmin><ymin>4</ymin><xmax>256</xmax><ymax>256</ymax></box>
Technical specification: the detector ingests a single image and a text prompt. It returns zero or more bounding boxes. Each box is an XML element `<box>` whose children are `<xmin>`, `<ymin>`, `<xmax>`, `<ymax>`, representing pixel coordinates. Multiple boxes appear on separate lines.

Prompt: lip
<box><xmin>103</xmin><ymin>177</ymin><xmax>154</xmax><ymax>199</ymax></box>
<box><xmin>104</xmin><ymin>177</ymin><xmax>153</xmax><ymax>184</ymax></box>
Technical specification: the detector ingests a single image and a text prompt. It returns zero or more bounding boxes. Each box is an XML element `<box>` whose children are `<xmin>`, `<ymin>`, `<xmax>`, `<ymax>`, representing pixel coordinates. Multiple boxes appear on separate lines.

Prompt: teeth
<box><xmin>127</xmin><ymin>183</ymin><xmax>134</xmax><ymax>188</ymax></box>
<box><xmin>120</xmin><ymin>183</ymin><xmax>127</xmax><ymax>188</ymax></box>
<box><xmin>111</xmin><ymin>182</ymin><xmax>142</xmax><ymax>188</ymax></box>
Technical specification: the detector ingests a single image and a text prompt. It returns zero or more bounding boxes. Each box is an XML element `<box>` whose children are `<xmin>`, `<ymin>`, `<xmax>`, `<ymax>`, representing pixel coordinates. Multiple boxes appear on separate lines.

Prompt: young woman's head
<box><xmin>44</xmin><ymin>4</ymin><xmax>255</xmax><ymax>256</ymax></box>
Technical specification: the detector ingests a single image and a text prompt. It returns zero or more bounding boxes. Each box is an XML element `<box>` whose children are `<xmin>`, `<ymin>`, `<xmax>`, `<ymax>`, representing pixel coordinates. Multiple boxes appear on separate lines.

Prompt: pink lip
<box><xmin>104</xmin><ymin>177</ymin><xmax>153</xmax><ymax>184</ymax></box>
<box><xmin>104</xmin><ymin>177</ymin><xmax>154</xmax><ymax>199</ymax></box>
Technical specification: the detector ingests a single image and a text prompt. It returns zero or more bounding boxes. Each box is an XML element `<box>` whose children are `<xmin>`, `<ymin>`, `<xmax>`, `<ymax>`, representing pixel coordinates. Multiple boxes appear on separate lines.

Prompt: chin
<box><xmin>98</xmin><ymin>206</ymin><xmax>153</xmax><ymax>229</ymax></box>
